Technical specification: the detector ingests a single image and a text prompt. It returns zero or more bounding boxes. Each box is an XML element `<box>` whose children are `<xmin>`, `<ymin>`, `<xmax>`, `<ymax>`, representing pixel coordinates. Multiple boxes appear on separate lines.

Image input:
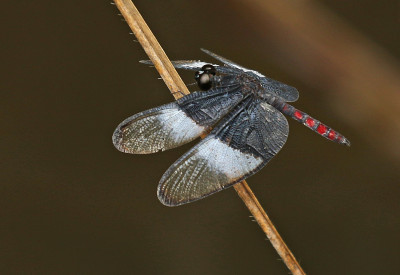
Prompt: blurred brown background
<box><xmin>1</xmin><ymin>0</ymin><xmax>399</xmax><ymax>274</ymax></box>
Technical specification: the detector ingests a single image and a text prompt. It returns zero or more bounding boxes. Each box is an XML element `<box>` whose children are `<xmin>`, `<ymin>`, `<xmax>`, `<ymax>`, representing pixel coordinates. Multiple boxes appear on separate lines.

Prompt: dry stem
<box><xmin>113</xmin><ymin>1</ymin><xmax>305</xmax><ymax>274</ymax></box>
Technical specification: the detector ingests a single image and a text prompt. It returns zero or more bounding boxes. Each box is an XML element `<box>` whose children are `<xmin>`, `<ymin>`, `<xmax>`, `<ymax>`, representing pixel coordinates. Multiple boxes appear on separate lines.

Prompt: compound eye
<box><xmin>201</xmin><ymin>64</ymin><xmax>216</xmax><ymax>75</ymax></box>
<box><xmin>196</xmin><ymin>73</ymin><xmax>212</xmax><ymax>90</ymax></box>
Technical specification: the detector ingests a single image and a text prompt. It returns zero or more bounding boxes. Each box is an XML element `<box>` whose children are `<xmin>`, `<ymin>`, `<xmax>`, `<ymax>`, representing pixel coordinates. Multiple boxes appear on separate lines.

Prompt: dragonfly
<box><xmin>112</xmin><ymin>49</ymin><xmax>350</xmax><ymax>206</ymax></box>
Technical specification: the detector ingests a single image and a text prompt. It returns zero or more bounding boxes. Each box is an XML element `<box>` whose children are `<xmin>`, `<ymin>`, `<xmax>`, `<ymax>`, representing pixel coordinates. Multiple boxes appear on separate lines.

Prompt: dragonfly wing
<box><xmin>171</xmin><ymin>60</ymin><xmax>217</xmax><ymax>71</ymax></box>
<box><xmin>201</xmin><ymin>48</ymin><xmax>245</xmax><ymax>70</ymax></box>
<box><xmin>261</xmin><ymin>77</ymin><xmax>299</xmax><ymax>102</ymax></box>
<box><xmin>140</xmin><ymin>59</ymin><xmax>236</xmax><ymax>74</ymax></box>
<box><xmin>158</xmin><ymin>98</ymin><xmax>289</xmax><ymax>206</ymax></box>
<box><xmin>201</xmin><ymin>49</ymin><xmax>299</xmax><ymax>102</ymax></box>
<box><xmin>112</xmin><ymin>84</ymin><xmax>244</xmax><ymax>154</ymax></box>
<box><xmin>140</xmin><ymin>59</ymin><xmax>215</xmax><ymax>71</ymax></box>
<box><xmin>201</xmin><ymin>48</ymin><xmax>270</xmax><ymax>77</ymax></box>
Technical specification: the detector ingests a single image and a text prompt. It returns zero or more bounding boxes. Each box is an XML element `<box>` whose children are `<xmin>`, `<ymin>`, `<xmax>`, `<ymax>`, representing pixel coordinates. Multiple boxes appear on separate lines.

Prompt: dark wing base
<box><xmin>112</xmin><ymin>83</ymin><xmax>244</xmax><ymax>154</ymax></box>
<box><xmin>158</xmin><ymin>98</ymin><xmax>289</xmax><ymax>206</ymax></box>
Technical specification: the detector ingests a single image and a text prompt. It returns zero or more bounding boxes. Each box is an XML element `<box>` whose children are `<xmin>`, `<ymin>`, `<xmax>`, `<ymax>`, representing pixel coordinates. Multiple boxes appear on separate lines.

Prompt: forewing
<box><xmin>201</xmin><ymin>49</ymin><xmax>299</xmax><ymax>102</ymax></box>
<box><xmin>112</xmin><ymin>84</ymin><xmax>244</xmax><ymax>154</ymax></box>
<box><xmin>140</xmin><ymin>59</ymin><xmax>236</xmax><ymax>75</ymax></box>
<box><xmin>157</xmin><ymin>99</ymin><xmax>289</xmax><ymax>206</ymax></box>
<box><xmin>140</xmin><ymin>59</ymin><xmax>216</xmax><ymax>71</ymax></box>
<box><xmin>171</xmin><ymin>60</ymin><xmax>217</xmax><ymax>71</ymax></box>
<box><xmin>201</xmin><ymin>48</ymin><xmax>246</xmax><ymax>70</ymax></box>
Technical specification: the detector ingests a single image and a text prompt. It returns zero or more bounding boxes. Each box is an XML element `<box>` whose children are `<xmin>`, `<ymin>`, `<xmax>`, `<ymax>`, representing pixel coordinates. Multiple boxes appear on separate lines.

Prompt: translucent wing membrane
<box><xmin>112</xmin><ymin>102</ymin><xmax>205</xmax><ymax>154</ymax></box>
<box><xmin>158</xmin><ymin>99</ymin><xmax>289</xmax><ymax>206</ymax></box>
<box><xmin>112</xmin><ymin>84</ymin><xmax>244</xmax><ymax>154</ymax></box>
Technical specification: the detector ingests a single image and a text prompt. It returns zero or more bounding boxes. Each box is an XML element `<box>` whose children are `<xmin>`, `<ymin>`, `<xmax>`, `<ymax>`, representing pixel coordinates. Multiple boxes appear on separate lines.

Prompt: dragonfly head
<box><xmin>195</xmin><ymin>64</ymin><xmax>216</xmax><ymax>90</ymax></box>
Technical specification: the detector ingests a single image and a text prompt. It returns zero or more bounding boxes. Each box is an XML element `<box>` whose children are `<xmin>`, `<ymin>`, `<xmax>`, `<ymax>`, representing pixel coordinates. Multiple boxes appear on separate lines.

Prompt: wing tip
<box><xmin>157</xmin><ymin>186</ymin><xmax>181</xmax><ymax>207</ymax></box>
<box><xmin>200</xmin><ymin>48</ymin><xmax>220</xmax><ymax>59</ymax></box>
<box><xmin>157</xmin><ymin>173</ymin><xmax>207</xmax><ymax>207</ymax></box>
<box><xmin>112</xmin><ymin>127</ymin><xmax>126</xmax><ymax>153</ymax></box>
<box><xmin>139</xmin><ymin>60</ymin><xmax>152</xmax><ymax>65</ymax></box>
<box><xmin>112</xmin><ymin>124</ymin><xmax>149</xmax><ymax>154</ymax></box>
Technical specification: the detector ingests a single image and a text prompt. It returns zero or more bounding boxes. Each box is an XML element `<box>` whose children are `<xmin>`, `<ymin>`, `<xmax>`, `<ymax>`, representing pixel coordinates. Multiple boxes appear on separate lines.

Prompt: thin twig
<box><xmin>113</xmin><ymin>1</ymin><xmax>305</xmax><ymax>274</ymax></box>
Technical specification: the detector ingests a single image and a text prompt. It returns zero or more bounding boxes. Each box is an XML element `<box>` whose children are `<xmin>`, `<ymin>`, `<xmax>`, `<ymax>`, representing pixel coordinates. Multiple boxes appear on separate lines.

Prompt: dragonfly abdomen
<box><xmin>269</xmin><ymin>98</ymin><xmax>350</xmax><ymax>146</ymax></box>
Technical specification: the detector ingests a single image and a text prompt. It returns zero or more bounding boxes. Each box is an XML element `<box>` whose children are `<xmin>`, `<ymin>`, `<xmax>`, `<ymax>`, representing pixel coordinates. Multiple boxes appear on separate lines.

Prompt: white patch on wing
<box><xmin>196</xmin><ymin>138</ymin><xmax>262</xmax><ymax>179</ymax></box>
<box><xmin>246</xmin><ymin>69</ymin><xmax>265</xmax><ymax>78</ymax></box>
<box><xmin>157</xmin><ymin>109</ymin><xmax>205</xmax><ymax>144</ymax></box>
<box><xmin>229</xmin><ymin>63</ymin><xmax>265</xmax><ymax>78</ymax></box>
<box><xmin>158</xmin><ymin>137</ymin><xmax>263</xmax><ymax>206</ymax></box>
<box><xmin>113</xmin><ymin>105</ymin><xmax>206</xmax><ymax>154</ymax></box>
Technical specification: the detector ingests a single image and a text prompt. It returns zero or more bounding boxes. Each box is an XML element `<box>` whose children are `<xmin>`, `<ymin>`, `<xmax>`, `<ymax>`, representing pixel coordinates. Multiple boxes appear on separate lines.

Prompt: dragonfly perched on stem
<box><xmin>113</xmin><ymin>49</ymin><xmax>350</xmax><ymax>206</ymax></box>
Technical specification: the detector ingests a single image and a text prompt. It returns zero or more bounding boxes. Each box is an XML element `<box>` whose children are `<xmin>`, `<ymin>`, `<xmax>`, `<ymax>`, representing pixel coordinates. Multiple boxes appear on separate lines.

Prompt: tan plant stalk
<box><xmin>112</xmin><ymin>1</ymin><xmax>306</xmax><ymax>274</ymax></box>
